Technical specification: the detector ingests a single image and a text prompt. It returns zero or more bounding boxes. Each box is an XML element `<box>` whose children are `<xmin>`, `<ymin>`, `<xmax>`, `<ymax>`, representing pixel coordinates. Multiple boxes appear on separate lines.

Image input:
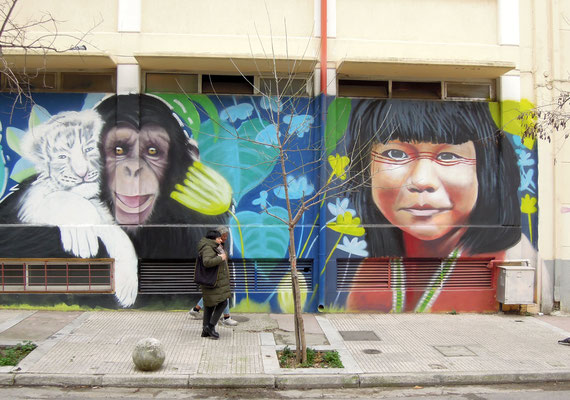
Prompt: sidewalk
<box><xmin>0</xmin><ymin>310</ymin><xmax>569</xmax><ymax>389</ymax></box>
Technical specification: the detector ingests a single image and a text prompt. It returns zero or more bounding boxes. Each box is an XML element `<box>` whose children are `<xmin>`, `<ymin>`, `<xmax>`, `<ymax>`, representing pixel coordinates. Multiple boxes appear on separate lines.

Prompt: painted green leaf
<box><xmin>188</xmin><ymin>94</ymin><xmax>221</xmax><ymax>136</ymax></box>
<box><xmin>10</xmin><ymin>165</ymin><xmax>36</xmax><ymax>183</ymax></box>
<box><xmin>6</xmin><ymin>127</ymin><xmax>25</xmax><ymax>156</ymax></box>
<box><xmin>28</xmin><ymin>105</ymin><xmax>51</xmax><ymax>130</ymax></box>
<box><xmin>229</xmin><ymin>206</ymin><xmax>289</xmax><ymax>259</ymax></box>
<box><xmin>325</xmin><ymin>98</ymin><xmax>352</xmax><ymax>155</ymax></box>
<box><xmin>156</xmin><ymin>94</ymin><xmax>201</xmax><ymax>138</ymax></box>
<box><xmin>0</xmin><ymin>144</ymin><xmax>6</xmax><ymax>197</ymax></box>
<box><xmin>198</xmin><ymin>118</ymin><xmax>279</xmax><ymax>205</ymax></box>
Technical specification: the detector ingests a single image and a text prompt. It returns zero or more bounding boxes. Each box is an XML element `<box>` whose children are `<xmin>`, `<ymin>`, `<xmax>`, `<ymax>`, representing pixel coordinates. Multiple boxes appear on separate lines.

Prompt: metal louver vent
<box><xmin>139</xmin><ymin>258</ymin><xmax>312</xmax><ymax>294</ymax></box>
<box><xmin>337</xmin><ymin>258</ymin><xmax>390</xmax><ymax>290</ymax></box>
<box><xmin>337</xmin><ymin>258</ymin><xmax>493</xmax><ymax>291</ymax></box>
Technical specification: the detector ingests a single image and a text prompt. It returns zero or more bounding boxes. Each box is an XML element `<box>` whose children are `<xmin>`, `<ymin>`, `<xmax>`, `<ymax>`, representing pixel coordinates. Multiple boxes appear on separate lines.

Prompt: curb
<box><xmin>275</xmin><ymin>374</ymin><xmax>359</xmax><ymax>389</ymax></box>
<box><xmin>359</xmin><ymin>371</ymin><xmax>570</xmax><ymax>387</ymax></box>
<box><xmin>2</xmin><ymin>370</ymin><xmax>570</xmax><ymax>389</ymax></box>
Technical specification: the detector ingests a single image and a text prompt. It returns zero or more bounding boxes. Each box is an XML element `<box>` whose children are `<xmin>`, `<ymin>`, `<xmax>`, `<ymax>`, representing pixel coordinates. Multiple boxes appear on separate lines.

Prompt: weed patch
<box><xmin>0</xmin><ymin>341</ymin><xmax>37</xmax><ymax>366</ymax></box>
<box><xmin>277</xmin><ymin>346</ymin><xmax>344</xmax><ymax>368</ymax></box>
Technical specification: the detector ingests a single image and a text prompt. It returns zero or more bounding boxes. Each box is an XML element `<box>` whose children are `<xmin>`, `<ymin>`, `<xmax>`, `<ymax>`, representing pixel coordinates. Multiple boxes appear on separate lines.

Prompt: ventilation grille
<box><xmin>337</xmin><ymin>258</ymin><xmax>390</xmax><ymax>290</ymax></box>
<box><xmin>139</xmin><ymin>258</ymin><xmax>312</xmax><ymax>294</ymax></box>
<box><xmin>337</xmin><ymin>258</ymin><xmax>493</xmax><ymax>291</ymax></box>
<box><xmin>0</xmin><ymin>259</ymin><xmax>113</xmax><ymax>293</ymax></box>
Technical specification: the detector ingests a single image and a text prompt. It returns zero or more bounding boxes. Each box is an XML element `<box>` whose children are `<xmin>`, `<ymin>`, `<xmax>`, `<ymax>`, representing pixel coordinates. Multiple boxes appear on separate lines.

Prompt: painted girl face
<box><xmin>370</xmin><ymin>140</ymin><xmax>478</xmax><ymax>241</ymax></box>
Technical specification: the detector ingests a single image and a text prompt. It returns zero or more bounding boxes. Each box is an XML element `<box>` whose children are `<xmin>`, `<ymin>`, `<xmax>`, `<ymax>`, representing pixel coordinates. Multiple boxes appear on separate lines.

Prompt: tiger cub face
<box><xmin>22</xmin><ymin>109</ymin><xmax>103</xmax><ymax>198</ymax></box>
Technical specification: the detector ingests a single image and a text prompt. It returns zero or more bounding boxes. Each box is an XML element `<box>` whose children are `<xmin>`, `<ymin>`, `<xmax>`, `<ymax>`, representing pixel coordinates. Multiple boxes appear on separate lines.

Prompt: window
<box><xmin>391</xmin><ymin>81</ymin><xmax>442</xmax><ymax>99</ymax></box>
<box><xmin>338</xmin><ymin>78</ymin><xmax>496</xmax><ymax>101</ymax></box>
<box><xmin>338</xmin><ymin>79</ymin><xmax>388</xmax><ymax>98</ymax></box>
<box><xmin>444</xmin><ymin>82</ymin><xmax>494</xmax><ymax>101</ymax></box>
<box><xmin>258</xmin><ymin>77</ymin><xmax>313</xmax><ymax>97</ymax></box>
<box><xmin>202</xmin><ymin>74</ymin><xmax>254</xmax><ymax>95</ymax></box>
<box><xmin>61</xmin><ymin>72</ymin><xmax>115</xmax><ymax>92</ymax></box>
<box><xmin>1</xmin><ymin>72</ymin><xmax>57</xmax><ymax>92</ymax></box>
<box><xmin>0</xmin><ymin>259</ymin><xmax>114</xmax><ymax>293</ymax></box>
<box><xmin>145</xmin><ymin>73</ymin><xmax>199</xmax><ymax>93</ymax></box>
<box><xmin>1</xmin><ymin>72</ymin><xmax>115</xmax><ymax>93</ymax></box>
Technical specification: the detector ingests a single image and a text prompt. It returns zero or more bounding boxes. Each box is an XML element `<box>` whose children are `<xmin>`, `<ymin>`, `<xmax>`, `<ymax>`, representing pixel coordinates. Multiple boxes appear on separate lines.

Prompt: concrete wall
<box><xmin>3</xmin><ymin>0</ymin><xmax>568</xmax><ymax>312</ymax></box>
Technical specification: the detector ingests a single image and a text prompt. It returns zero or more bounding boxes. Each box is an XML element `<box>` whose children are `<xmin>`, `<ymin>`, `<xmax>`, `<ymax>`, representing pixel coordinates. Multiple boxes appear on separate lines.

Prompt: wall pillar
<box><xmin>117</xmin><ymin>64</ymin><xmax>141</xmax><ymax>95</ymax></box>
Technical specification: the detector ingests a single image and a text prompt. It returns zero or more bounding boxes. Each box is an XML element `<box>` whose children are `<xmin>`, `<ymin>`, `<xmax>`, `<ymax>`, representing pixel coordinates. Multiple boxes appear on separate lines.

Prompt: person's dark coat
<box><xmin>197</xmin><ymin>237</ymin><xmax>231</xmax><ymax>307</ymax></box>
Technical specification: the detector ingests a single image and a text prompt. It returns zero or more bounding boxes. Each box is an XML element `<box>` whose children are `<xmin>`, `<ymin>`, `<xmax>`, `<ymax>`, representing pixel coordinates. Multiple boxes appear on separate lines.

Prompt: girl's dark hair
<box><xmin>206</xmin><ymin>230</ymin><xmax>222</xmax><ymax>240</ymax></box>
<box><xmin>348</xmin><ymin>99</ymin><xmax>521</xmax><ymax>257</ymax></box>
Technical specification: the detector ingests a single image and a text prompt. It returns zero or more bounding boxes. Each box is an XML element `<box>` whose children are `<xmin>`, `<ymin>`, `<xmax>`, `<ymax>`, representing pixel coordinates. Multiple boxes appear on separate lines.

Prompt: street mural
<box><xmin>0</xmin><ymin>93</ymin><xmax>538</xmax><ymax>313</ymax></box>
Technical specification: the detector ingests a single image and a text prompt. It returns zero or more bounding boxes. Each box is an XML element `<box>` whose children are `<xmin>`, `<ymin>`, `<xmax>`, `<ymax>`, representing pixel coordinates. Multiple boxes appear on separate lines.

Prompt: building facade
<box><xmin>0</xmin><ymin>0</ymin><xmax>567</xmax><ymax>313</ymax></box>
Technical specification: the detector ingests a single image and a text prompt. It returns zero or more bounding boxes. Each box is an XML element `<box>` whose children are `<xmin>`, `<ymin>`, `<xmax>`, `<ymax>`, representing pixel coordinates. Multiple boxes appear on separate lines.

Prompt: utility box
<box><xmin>496</xmin><ymin>263</ymin><xmax>535</xmax><ymax>304</ymax></box>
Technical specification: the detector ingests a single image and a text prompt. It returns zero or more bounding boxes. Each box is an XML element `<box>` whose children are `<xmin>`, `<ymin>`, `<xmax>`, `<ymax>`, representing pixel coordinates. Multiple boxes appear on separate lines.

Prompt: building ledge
<box><xmin>134</xmin><ymin>54</ymin><xmax>317</xmax><ymax>75</ymax></box>
<box><xmin>338</xmin><ymin>58</ymin><xmax>516</xmax><ymax>80</ymax></box>
<box><xmin>2</xmin><ymin>50</ymin><xmax>117</xmax><ymax>71</ymax></box>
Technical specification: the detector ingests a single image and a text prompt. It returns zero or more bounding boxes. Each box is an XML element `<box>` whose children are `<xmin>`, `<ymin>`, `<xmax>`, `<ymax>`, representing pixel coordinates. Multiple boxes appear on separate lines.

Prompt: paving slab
<box><xmin>270</xmin><ymin>313</ymin><xmax>324</xmax><ymax>334</ymax></box>
<box><xmin>0</xmin><ymin>311</ymin><xmax>83</xmax><ymax>343</ymax></box>
<box><xmin>0</xmin><ymin>310</ymin><xmax>569</xmax><ymax>390</ymax></box>
<box><xmin>535</xmin><ymin>315</ymin><xmax>570</xmax><ymax>335</ymax></box>
<box><xmin>324</xmin><ymin>314</ymin><xmax>570</xmax><ymax>375</ymax></box>
<box><xmin>0</xmin><ymin>310</ymin><xmax>36</xmax><ymax>335</ymax></box>
<box><xmin>270</xmin><ymin>313</ymin><xmax>328</xmax><ymax>346</ymax></box>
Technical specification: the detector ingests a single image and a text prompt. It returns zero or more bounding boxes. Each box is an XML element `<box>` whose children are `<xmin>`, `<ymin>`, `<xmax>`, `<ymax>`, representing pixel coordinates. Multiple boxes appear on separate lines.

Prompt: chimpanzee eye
<box><xmin>115</xmin><ymin>146</ymin><xmax>125</xmax><ymax>155</ymax></box>
<box><xmin>147</xmin><ymin>147</ymin><xmax>158</xmax><ymax>156</ymax></box>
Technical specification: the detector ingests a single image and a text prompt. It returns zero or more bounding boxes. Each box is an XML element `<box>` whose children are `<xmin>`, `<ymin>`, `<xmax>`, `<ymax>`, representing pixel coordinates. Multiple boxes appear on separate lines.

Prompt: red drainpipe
<box><xmin>320</xmin><ymin>0</ymin><xmax>327</xmax><ymax>95</ymax></box>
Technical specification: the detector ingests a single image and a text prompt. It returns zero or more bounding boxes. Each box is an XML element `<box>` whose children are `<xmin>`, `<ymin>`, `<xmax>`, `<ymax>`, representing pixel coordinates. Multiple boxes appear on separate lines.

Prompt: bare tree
<box><xmin>0</xmin><ymin>0</ymin><xmax>96</xmax><ymax>106</ymax></box>
<box><xmin>168</xmin><ymin>47</ymin><xmax>373</xmax><ymax>365</ymax></box>
<box><xmin>518</xmin><ymin>90</ymin><xmax>570</xmax><ymax>146</ymax></box>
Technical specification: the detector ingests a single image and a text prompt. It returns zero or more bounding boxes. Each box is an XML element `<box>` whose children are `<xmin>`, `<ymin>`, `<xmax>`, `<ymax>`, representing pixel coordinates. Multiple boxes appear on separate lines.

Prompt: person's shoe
<box><xmin>188</xmin><ymin>308</ymin><xmax>201</xmax><ymax>319</ymax></box>
<box><xmin>558</xmin><ymin>337</ymin><xmax>570</xmax><ymax>346</ymax></box>
<box><xmin>204</xmin><ymin>325</ymin><xmax>219</xmax><ymax>339</ymax></box>
<box><xmin>221</xmin><ymin>317</ymin><xmax>238</xmax><ymax>326</ymax></box>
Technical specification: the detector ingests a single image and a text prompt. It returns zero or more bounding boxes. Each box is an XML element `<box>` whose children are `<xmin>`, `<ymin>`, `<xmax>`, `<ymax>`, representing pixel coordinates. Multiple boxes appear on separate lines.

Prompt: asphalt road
<box><xmin>1</xmin><ymin>382</ymin><xmax>570</xmax><ymax>399</ymax></box>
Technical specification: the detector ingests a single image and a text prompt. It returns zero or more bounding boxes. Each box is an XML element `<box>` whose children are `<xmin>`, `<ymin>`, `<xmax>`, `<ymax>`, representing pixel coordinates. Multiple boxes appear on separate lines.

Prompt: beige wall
<box><xmin>333</xmin><ymin>0</ymin><xmax>504</xmax><ymax>67</ymax></box>
<box><xmin>5</xmin><ymin>0</ymin><xmax>570</xmax><ymax>311</ymax></box>
<box><xmin>11</xmin><ymin>0</ymin><xmax>517</xmax><ymax>74</ymax></box>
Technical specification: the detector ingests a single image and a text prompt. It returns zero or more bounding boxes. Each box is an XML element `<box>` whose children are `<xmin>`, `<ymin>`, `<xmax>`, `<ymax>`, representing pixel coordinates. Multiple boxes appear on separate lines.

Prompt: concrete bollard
<box><xmin>132</xmin><ymin>338</ymin><xmax>165</xmax><ymax>371</ymax></box>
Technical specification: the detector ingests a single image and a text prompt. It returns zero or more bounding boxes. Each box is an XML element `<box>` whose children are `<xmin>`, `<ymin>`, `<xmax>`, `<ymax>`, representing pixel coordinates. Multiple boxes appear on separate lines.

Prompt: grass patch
<box><xmin>0</xmin><ymin>341</ymin><xmax>37</xmax><ymax>366</ymax></box>
<box><xmin>0</xmin><ymin>303</ymin><xmax>112</xmax><ymax>312</ymax></box>
<box><xmin>277</xmin><ymin>346</ymin><xmax>344</xmax><ymax>368</ymax></box>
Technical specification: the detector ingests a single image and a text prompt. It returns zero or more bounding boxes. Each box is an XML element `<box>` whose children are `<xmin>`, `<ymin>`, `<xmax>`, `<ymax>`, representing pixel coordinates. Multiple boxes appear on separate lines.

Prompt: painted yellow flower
<box><xmin>328</xmin><ymin>154</ymin><xmax>350</xmax><ymax>180</ymax></box>
<box><xmin>326</xmin><ymin>211</ymin><xmax>365</xmax><ymax>236</ymax></box>
<box><xmin>278</xmin><ymin>272</ymin><xmax>307</xmax><ymax>313</ymax></box>
<box><xmin>170</xmin><ymin>161</ymin><xmax>232</xmax><ymax>215</ymax></box>
<box><xmin>521</xmin><ymin>194</ymin><xmax>538</xmax><ymax>214</ymax></box>
<box><xmin>520</xmin><ymin>194</ymin><xmax>537</xmax><ymax>243</ymax></box>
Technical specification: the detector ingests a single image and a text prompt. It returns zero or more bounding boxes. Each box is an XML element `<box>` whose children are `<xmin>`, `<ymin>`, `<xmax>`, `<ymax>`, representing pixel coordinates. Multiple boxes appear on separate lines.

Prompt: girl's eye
<box><xmin>84</xmin><ymin>147</ymin><xmax>94</xmax><ymax>153</ymax></box>
<box><xmin>437</xmin><ymin>152</ymin><xmax>462</xmax><ymax>161</ymax></box>
<box><xmin>57</xmin><ymin>154</ymin><xmax>67</xmax><ymax>160</ymax></box>
<box><xmin>147</xmin><ymin>147</ymin><xmax>158</xmax><ymax>156</ymax></box>
<box><xmin>115</xmin><ymin>146</ymin><xmax>125</xmax><ymax>156</ymax></box>
<box><xmin>382</xmin><ymin>149</ymin><xmax>409</xmax><ymax>160</ymax></box>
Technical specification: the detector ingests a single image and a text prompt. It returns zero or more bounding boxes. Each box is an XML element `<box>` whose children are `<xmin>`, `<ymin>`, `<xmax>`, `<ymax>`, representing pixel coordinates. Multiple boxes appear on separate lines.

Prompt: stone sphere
<box><xmin>132</xmin><ymin>338</ymin><xmax>165</xmax><ymax>371</ymax></box>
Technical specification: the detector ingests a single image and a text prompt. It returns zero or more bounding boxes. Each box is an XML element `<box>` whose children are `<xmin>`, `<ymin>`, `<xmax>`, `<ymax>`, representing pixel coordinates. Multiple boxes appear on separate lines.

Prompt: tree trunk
<box><xmin>289</xmin><ymin>227</ymin><xmax>307</xmax><ymax>364</ymax></box>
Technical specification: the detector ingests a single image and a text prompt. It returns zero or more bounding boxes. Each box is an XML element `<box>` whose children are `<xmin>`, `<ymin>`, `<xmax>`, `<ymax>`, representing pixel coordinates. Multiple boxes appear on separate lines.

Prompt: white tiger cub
<box><xmin>18</xmin><ymin>110</ymin><xmax>138</xmax><ymax>307</ymax></box>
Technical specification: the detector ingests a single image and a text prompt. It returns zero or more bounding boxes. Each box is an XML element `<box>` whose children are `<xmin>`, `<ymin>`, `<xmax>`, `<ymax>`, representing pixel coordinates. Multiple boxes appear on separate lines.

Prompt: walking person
<box><xmin>197</xmin><ymin>230</ymin><xmax>231</xmax><ymax>339</ymax></box>
<box><xmin>189</xmin><ymin>226</ymin><xmax>238</xmax><ymax>326</ymax></box>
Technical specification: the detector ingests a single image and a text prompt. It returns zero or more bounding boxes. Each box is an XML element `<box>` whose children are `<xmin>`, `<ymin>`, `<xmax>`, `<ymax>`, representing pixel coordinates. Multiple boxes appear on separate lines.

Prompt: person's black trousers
<box><xmin>202</xmin><ymin>299</ymin><xmax>228</xmax><ymax>330</ymax></box>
